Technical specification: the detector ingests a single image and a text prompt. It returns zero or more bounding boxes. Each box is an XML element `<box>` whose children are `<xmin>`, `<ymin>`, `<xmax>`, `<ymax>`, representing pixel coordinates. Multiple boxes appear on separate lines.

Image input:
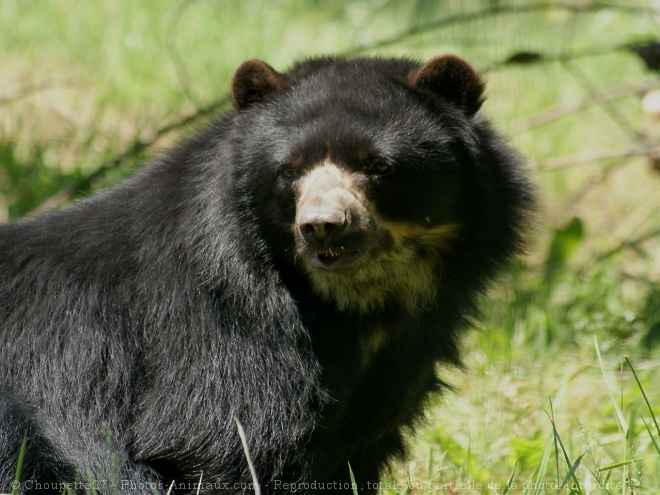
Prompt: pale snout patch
<box><xmin>294</xmin><ymin>161</ymin><xmax>460</xmax><ymax>315</ymax></box>
<box><xmin>295</xmin><ymin>162</ymin><xmax>368</xmax><ymax>227</ymax></box>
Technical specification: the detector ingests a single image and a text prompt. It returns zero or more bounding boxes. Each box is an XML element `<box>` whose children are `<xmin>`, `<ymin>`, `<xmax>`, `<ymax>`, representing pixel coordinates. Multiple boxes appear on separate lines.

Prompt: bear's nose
<box><xmin>298</xmin><ymin>211</ymin><xmax>349</xmax><ymax>244</ymax></box>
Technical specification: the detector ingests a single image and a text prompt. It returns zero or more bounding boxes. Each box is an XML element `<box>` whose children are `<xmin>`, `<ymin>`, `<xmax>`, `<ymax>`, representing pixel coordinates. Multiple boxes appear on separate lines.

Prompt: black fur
<box><xmin>0</xmin><ymin>55</ymin><xmax>534</xmax><ymax>494</ymax></box>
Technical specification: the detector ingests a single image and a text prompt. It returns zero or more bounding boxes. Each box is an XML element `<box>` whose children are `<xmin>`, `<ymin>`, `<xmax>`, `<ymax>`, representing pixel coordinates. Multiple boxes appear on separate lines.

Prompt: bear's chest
<box><xmin>307</xmin><ymin>314</ymin><xmax>438</xmax><ymax>479</ymax></box>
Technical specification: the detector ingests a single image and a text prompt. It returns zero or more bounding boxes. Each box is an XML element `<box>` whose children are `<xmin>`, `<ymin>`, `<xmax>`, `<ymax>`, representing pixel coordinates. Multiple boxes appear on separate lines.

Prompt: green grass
<box><xmin>1</xmin><ymin>1</ymin><xmax>659</xmax><ymax>493</ymax></box>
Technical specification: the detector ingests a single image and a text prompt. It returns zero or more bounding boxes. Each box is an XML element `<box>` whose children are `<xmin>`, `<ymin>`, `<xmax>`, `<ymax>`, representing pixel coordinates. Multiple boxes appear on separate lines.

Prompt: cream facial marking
<box><xmin>293</xmin><ymin>161</ymin><xmax>461</xmax><ymax>314</ymax></box>
<box><xmin>294</xmin><ymin>162</ymin><xmax>370</xmax><ymax>270</ymax></box>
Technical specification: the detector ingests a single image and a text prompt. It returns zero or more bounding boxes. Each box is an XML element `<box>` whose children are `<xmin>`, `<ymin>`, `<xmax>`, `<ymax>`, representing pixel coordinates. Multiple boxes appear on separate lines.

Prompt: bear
<box><xmin>0</xmin><ymin>54</ymin><xmax>534</xmax><ymax>494</ymax></box>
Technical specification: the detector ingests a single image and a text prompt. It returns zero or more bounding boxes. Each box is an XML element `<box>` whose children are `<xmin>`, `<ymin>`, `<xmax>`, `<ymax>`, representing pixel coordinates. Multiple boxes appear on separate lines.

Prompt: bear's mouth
<box><xmin>307</xmin><ymin>250</ymin><xmax>363</xmax><ymax>270</ymax></box>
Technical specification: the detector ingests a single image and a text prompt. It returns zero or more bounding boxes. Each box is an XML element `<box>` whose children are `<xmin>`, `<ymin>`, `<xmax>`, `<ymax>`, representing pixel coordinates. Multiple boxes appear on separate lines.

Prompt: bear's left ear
<box><xmin>232</xmin><ymin>60</ymin><xmax>287</xmax><ymax>111</ymax></box>
<box><xmin>409</xmin><ymin>55</ymin><xmax>485</xmax><ymax>117</ymax></box>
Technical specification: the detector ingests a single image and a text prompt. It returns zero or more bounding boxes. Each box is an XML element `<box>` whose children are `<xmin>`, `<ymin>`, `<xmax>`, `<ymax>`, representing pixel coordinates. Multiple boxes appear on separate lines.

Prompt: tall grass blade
<box><xmin>548</xmin><ymin>400</ymin><xmax>560</xmax><ymax>482</ymax></box>
<box><xmin>234</xmin><ymin>417</ymin><xmax>261</xmax><ymax>495</ymax></box>
<box><xmin>427</xmin><ymin>448</ymin><xmax>434</xmax><ymax>480</ymax></box>
<box><xmin>586</xmin><ymin>467</ymin><xmax>614</xmax><ymax>495</ymax></box>
<box><xmin>85</xmin><ymin>468</ymin><xmax>99</xmax><ymax>495</ymax></box>
<box><xmin>11</xmin><ymin>431</ymin><xmax>28</xmax><ymax>495</ymax></box>
<box><xmin>503</xmin><ymin>457</ymin><xmax>520</xmax><ymax>495</ymax></box>
<box><xmin>348</xmin><ymin>463</ymin><xmax>359</xmax><ymax>495</ymax></box>
<box><xmin>642</xmin><ymin>418</ymin><xmax>660</xmax><ymax>456</ymax></box>
<box><xmin>598</xmin><ymin>454</ymin><xmax>658</xmax><ymax>473</ymax></box>
<box><xmin>195</xmin><ymin>471</ymin><xmax>203</xmax><ymax>495</ymax></box>
<box><xmin>532</xmin><ymin>429</ymin><xmax>554</xmax><ymax>495</ymax></box>
<box><xmin>594</xmin><ymin>336</ymin><xmax>628</xmax><ymax>432</ymax></box>
<box><xmin>547</xmin><ymin>409</ymin><xmax>582</xmax><ymax>489</ymax></box>
<box><xmin>624</xmin><ymin>355</ymin><xmax>660</xmax><ymax>437</ymax></box>
<box><xmin>598</xmin><ymin>455</ymin><xmax>657</xmax><ymax>472</ymax></box>
<box><xmin>558</xmin><ymin>453</ymin><xmax>584</xmax><ymax>492</ymax></box>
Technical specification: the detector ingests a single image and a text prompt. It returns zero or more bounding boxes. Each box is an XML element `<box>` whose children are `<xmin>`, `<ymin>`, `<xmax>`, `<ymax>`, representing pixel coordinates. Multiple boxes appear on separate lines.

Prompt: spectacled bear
<box><xmin>0</xmin><ymin>55</ymin><xmax>534</xmax><ymax>494</ymax></box>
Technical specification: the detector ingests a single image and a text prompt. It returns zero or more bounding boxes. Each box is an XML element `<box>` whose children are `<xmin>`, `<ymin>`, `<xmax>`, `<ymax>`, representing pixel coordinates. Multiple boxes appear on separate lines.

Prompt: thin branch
<box><xmin>481</xmin><ymin>37</ymin><xmax>660</xmax><ymax>73</ymax></box>
<box><xmin>594</xmin><ymin>222</ymin><xmax>660</xmax><ymax>265</ymax></box>
<box><xmin>32</xmin><ymin>95</ymin><xmax>230</xmax><ymax>214</ymax></box>
<box><xmin>561</xmin><ymin>60</ymin><xmax>645</xmax><ymax>142</ymax></box>
<box><xmin>537</xmin><ymin>145</ymin><xmax>660</xmax><ymax>171</ymax></box>
<box><xmin>346</xmin><ymin>2</ymin><xmax>659</xmax><ymax>56</ymax></box>
<box><xmin>0</xmin><ymin>79</ymin><xmax>74</xmax><ymax>106</ymax></box>
<box><xmin>559</xmin><ymin>161</ymin><xmax>620</xmax><ymax>214</ymax></box>
<box><xmin>513</xmin><ymin>79</ymin><xmax>660</xmax><ymax>133</ymax></box>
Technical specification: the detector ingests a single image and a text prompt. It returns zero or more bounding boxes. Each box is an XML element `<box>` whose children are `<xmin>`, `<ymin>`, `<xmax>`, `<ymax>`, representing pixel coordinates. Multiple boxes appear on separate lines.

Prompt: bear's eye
<box><xmin>280</xmin><ymin>165</ymin><xmax>298</xmax><ymax>179</ymax></box>
<box><xmin>369</xmin><ymin>159</ymin><xmax>394</xmax><ymax>175</ymax></box>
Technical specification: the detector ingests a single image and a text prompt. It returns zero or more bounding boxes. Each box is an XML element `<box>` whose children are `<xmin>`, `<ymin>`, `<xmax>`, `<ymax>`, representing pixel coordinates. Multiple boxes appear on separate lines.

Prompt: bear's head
<box><xmin>230</xmin><ymin>56</ymin><xmax>492</xmax><ymax>314</ymax></box>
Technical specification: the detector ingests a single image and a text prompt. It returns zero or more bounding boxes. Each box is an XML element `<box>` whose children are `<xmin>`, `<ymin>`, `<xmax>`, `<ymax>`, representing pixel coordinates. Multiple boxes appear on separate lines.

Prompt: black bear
<box><xmin>0</xmin><ymin>55</ymin><xmax>534</xmax><ymax>494</ymax></box>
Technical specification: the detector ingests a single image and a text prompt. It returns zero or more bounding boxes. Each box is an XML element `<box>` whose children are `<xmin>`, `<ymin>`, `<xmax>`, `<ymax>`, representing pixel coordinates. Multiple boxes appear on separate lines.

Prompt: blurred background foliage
<box><xmin>1</xmin><ymin>0</ymin><xmax>660</xmax><ymax>492</ymax></box>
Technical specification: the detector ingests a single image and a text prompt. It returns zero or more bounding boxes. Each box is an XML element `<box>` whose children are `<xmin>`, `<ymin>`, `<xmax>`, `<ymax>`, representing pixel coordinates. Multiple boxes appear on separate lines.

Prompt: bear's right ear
<box><xmin>232</xmin><ymin>60</ymin><xmax>287</xmax><ymax>111</ymax></box>
<box><xmin>409</xmin><ymin>55</ymin><xmax>485</xmax><ymax>117</ymax></box>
